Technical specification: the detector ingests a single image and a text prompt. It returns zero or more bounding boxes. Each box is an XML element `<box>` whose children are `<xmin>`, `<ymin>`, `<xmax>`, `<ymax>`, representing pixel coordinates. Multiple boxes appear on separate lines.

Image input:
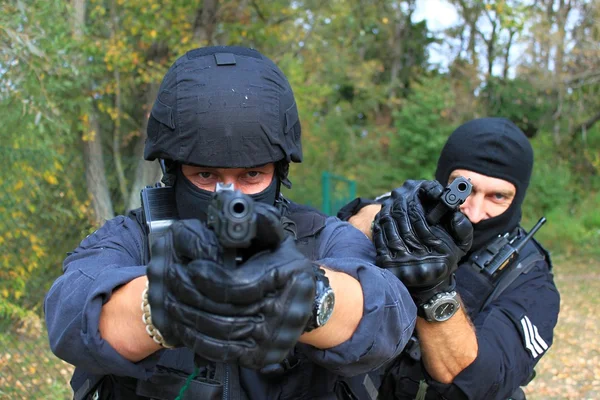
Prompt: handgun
<box><xmin>426</xmin><ymin>176</ymin><xmax>473</xmax><ymax>225</ymax></box>
<box><xmin>206</xmin><ymin>183</ymin><xmax>257</xmax><ymax>269</ymax></box>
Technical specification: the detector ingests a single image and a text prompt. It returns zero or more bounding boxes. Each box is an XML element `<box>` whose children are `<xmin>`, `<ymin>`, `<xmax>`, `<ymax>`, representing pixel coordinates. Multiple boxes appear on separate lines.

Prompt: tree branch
<box><xmin>570</xmin><ymin>110</ymin><xmax>600</xmax><ymax>138</ymax></box>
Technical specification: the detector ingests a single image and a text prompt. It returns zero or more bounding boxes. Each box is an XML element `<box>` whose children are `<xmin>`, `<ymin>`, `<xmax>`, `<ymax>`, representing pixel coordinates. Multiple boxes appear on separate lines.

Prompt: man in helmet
<box><xmin>339</xmin><ymin>118</ymin><xmax>560</xmax><ymax>399</ymax></box>
<box><xmin>45</xmin><ymin>46</ymin><xmax>416</xmax><ymax>399</ymax></box>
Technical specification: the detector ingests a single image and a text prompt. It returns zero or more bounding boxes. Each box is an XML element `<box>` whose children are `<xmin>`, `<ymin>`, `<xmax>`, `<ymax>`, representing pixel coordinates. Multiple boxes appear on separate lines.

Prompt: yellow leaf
<box><xmin>44</xmin><ymin>173</ymin><xmax>58</xmax><ymax>185</ymax></box>
<box><xmin>382</xmin><ymin>17</ymin><xmax>389</xmax><ymax>24</ymax></box>
<box><xmin>15</xmin><ymin>180</ymin><xmax>24</xmax><ymax>190</ymax></box>
<box><xmin>150</xmin><ymin>30</ymin><xmax>157</xmax><ymax>39</ymax></box>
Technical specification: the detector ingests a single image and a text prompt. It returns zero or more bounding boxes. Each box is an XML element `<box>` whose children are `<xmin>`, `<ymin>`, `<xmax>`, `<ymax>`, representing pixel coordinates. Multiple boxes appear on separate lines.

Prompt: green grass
<box><xmin>524</xmin><ymin>254</ymin><xmax>600</xmax><ymax>400</ymax></box>
<box><xmin>0</xmin><ymin>326</ymin><xmax>73</xmax><ymax>400</ymax></box>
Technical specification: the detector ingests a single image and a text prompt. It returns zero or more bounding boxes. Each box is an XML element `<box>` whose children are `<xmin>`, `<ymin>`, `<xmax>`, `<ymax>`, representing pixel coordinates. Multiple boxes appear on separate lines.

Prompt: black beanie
<box><xmin>435</xmin><ymin>118</ymin><xmax>534</xmax><ymax>250</ymax></box>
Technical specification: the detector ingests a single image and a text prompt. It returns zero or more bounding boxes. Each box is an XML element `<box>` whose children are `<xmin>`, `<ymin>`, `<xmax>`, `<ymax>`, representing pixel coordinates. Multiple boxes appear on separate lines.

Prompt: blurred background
<box><xmin>1</xmin><ymin>0</ymin><xmax>598</xmax><ymax>398</ymax></box>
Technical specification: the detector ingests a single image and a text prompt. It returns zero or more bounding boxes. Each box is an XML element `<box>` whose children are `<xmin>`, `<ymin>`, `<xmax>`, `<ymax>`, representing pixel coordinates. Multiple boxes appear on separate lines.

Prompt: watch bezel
<box><xmin>315</xmin><ymin>287</ymin><xmax>335</xmax><ymax>327</ymax></box>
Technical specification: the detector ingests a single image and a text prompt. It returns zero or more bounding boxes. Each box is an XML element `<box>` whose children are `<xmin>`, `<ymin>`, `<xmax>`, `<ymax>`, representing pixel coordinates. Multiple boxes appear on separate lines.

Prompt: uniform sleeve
<box><xmin>428</xmin><ymin>259</ymin><xmax>560</xmax><ymax>400</ymax></box>
<box><xmin>44</xmin><ymin>216</ymin><xmax>161</xmax><ymax>379</ymax></box>
<box><xmin>299</xmin><ymin>217</ymin><xmax>417</xmax><ymax>376</ymax></box>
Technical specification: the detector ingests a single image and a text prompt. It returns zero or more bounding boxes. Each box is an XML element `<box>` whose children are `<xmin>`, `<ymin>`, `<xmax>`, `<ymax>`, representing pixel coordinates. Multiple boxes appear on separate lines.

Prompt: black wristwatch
<box><xmin>304</xmin><ymin>266</ymin><xmax>335</xmax><ymax>332</ymax></box>
<box><xmin>420</xmin><ymin>291</ymin><xmax>461</xmax><ymax>322</ymax></box>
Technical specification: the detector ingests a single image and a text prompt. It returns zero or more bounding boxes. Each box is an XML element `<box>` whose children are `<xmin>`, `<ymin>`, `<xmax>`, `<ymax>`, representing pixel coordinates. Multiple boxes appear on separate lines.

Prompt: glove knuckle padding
<box><xmin>171</xmin><ymin>219</ymin><xmax>221</xmax><ymax>262</ymax></box>
<box><xmin>390</xmin><ymin>261</ymin><xmax>449</xmax><ymax>287</ymax></box>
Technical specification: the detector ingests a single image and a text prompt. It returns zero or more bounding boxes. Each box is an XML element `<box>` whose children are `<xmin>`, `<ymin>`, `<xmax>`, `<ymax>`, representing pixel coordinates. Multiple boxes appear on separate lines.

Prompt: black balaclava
<box><xmin>174</xmin><ymin>164</ymin><xmax>281</xmax><ymax>221</ymax></box>
<box><xmin>435</xmin><ymin>118</ymin><xmax>534</xmax><ymax>251</ymax></box>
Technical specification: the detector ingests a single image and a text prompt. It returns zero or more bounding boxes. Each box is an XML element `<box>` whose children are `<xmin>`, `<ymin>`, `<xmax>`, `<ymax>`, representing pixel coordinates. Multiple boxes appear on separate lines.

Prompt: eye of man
<box><xmin>198</xmin><ymin>171</ymin><xmax>213</xmax><ymax>179</ymax></box>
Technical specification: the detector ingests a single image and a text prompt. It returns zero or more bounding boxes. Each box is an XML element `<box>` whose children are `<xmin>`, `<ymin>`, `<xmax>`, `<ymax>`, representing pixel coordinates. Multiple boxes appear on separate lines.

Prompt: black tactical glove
<box><xmin>148</xmin><ymin>203</ymin><xmax>316</xmax><ymax>370</ymax></box>
<box><xmin>372</xmin><ymin>180</ymin><xmax>473</xmax><ymax>306</ymax></box>
<box><xmin>146</xmin><ymin>218</ymin><xmax>222</xmax><ymax>348</ymax></box>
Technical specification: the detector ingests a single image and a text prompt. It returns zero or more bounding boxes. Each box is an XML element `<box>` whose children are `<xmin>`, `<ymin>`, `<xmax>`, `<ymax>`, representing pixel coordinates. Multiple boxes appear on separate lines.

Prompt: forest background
<box><xmin>0</xmin><ymin>0</ymin><xmax>599</xmax><ymax>398</ymax></box>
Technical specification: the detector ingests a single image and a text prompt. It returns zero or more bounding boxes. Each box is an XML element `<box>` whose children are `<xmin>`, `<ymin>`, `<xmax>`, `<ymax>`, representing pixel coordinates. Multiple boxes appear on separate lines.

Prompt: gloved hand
<box><xmin>146</xmin><ymin>218</ymin><xmax>222</xmax><ymax>348</ymax></box>
<box><xmin>147</xmin><ymin>203</ymin><xmax>316</xmax><ymax>369</ymax></box>
<box><xmin>372</xmin><ymin>180</ymin><xmax>473</xmax><ymax>306</ymax></box>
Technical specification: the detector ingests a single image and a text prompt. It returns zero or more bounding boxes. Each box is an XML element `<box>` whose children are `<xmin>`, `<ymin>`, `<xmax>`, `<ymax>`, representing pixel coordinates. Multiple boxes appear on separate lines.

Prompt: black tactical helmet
<box><xmin>144</xmin><ymin>46</ymin><xmax>302</xmax><ymax>172</ymax></box>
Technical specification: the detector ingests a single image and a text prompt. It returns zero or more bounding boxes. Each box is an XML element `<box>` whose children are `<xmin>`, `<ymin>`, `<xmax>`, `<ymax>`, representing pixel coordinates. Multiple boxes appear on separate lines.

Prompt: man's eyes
<box><xmin>493</xmin><ymin>193</ymin><xmax>510</xmax><ymax>201</ymax></box>
<box><xmin>195</xmin><ymin>171</ymin><xmax>262</xmax><ymax>180</ymax></box>
<box><xmin>197</xmin><ymin>172</ymin><xmax>214</xmax><ymax>179</ymax></box>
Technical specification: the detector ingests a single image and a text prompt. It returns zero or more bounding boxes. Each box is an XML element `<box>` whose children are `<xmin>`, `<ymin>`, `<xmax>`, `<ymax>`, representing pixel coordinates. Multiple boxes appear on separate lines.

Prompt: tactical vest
<box><xmin>376</xmin><ymin>228</ymin><xmax>552</xmax><ymax>400</ymax></box>
<box><xmin>72</xmin><ymin>199</ymin><xmax>330</xmax><ymax>400</ymax></box>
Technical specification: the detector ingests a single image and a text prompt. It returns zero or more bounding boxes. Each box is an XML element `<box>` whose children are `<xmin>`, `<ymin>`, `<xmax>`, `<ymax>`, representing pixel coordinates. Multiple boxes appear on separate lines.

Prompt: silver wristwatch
<box><xmin>305</xmin><ymin>266</ymin><xmax>335</xmax><ymax>332</ymax></box>
<box><xmin>421</xmin><ymin>291</ymin><xmax>461</xmax><ymax>322</ymax></box>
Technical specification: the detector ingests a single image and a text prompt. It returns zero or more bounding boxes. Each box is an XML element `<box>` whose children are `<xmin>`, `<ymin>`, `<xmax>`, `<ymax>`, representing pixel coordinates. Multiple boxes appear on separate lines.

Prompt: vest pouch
<box><xmin>136</xmin><ymin>368</ymin><xmax>222</xmax><ymax>400</ymax></box>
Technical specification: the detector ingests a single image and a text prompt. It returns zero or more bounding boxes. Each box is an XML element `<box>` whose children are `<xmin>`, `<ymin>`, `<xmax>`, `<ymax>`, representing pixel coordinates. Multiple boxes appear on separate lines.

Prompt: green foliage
<box><xmin>387</xmin><ymin>77</ymin><xmax>457</xmax><ymax>181</ymax></box>
<box><xmin>481</xmin><ymin>77</ymin><xmax>554</xmax><ymax>137</ymax></box>
<box><xmin>522</xmin><ymin>137</ymin><xmax>600</xmax><ymax>256</ymax></box>
<box><xmin>1</xmin><ymin>3</ymin><xmax>600</xmax><ymax>394</ymax></box>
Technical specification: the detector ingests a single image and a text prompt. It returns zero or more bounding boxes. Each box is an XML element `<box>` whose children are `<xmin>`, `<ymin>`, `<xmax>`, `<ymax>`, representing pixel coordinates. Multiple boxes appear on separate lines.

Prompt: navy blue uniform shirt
<box><xmin>438</xmin><ymin>253</ymin><xmax>560</xmax><ymax>399</ymax></box>
<box><xmin>44</xmin><ymin>212</ymin><xmax>416</xmax><ymax>398</ymax></box>
<box><xmin>398</xmin><ymin>241</ymin><xmax>560</xmax><ymax>400</ymax></box>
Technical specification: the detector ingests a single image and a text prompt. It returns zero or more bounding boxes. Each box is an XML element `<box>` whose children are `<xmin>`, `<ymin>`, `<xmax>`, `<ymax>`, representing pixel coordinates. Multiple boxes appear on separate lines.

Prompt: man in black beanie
<box><xmin>339</xmin><ymin>117</ymin><xmax>560</xmax><ymax>399</ymax></box>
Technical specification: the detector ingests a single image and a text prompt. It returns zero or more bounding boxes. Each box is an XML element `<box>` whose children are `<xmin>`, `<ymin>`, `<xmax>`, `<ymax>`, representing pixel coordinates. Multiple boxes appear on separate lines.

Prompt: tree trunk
<box><xmin>110</xmin><ymin>0</ymin><xmax>128</xmax><ymax>206</ymax></box>
<box><xmin>126</xmin><ymin>83</ymin><xmax>163</xmax><ymax>212</ymax></box>
<box><xmin>193</xmin><ymin>0</ymin><xmax>219</xmax><ymax>45</ymax></box>
<box><xmin>72</xmin><ymin>0</ymin><xmax>114</xmax><ymax>224</ymax></box>
<box><xmin>83</xmin><ymin>113</ymin><xmax>115</xmax><ymax>223</ymax></box>
<box><xmin>552</xmin><ymin>0</ymin><xmax>572</xmax><ymax>145</ymax></box>
<box><xmin>388</xmin><ymin>8</ymin><xmax>407</xmax><ymax>100</ymax></box>
<box><xmin>502</xmin><ymin>30</ymin><xmax>515</xmax><ymax>80</ymax></box>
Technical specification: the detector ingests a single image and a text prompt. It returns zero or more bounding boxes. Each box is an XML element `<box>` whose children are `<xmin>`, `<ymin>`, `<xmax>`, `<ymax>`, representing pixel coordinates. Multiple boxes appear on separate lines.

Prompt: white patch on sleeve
<box><xmin>520</xmin><ymin>315</ymin><xmax>548</xmax><ymax>358</ymax></box>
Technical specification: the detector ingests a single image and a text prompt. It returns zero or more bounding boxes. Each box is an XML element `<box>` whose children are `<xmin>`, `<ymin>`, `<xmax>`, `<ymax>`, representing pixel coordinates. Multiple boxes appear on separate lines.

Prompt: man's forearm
<box><xmin>99</xmin><ymin>276</ymin><xmax>162</xmax><ymax>362</ymax></box>
<box><xmin>348</xmin><ymin>204</ymin><xmax>382</xmax><ymax>240</ymax></box>
<box><xmin>417</xmin><ymin>304</ymin><xmax>478</xmax><ymax>383</ymax></box>
<box><xmin>299</xmin><ymin>268</ymin><xmax>363</xmax><ymax>348</ymax></box>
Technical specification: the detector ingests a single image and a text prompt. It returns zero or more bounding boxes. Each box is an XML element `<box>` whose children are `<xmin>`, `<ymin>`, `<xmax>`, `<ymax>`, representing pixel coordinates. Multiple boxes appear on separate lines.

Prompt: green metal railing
<box><xmin>321</xmin><ymin>171</ymin><xmax>356</xmax><ymax>216</ymax></box>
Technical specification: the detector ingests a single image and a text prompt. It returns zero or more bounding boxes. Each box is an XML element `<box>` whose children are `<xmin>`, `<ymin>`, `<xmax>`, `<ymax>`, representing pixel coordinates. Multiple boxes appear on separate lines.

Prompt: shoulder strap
<box><xmin>480</xmin><ymin>238</ymin><xmax>549</xmax><ymax>311</ymax></box>
<box><xmin>281</xmin><ymin>200</ymin><xmax>327</xmax><ymax>260</ymax></box>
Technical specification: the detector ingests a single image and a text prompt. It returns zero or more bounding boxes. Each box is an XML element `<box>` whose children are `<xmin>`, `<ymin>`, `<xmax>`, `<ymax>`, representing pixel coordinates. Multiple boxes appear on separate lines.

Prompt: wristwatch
<box><xmin>304</xmin><ymin>266</ymin><xmax>335</xmax><ymax>332</ymax></box>
<box><xmin>421</xmin><ymin>291</ymin><xmax>461</xmax><ymax>322</ymax></box>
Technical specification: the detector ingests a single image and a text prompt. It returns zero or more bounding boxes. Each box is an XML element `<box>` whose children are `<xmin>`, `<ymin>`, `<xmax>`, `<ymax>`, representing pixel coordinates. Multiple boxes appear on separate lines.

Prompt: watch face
<box><xmin>316</xmin><ymin>290</ymin><xmax>335</xmax><ymax>326</ymax></box>
<box><xmin>434</xmin><ymin>302</ymin><xmax>457</xmax><ymax>322</ymax></box>
<box><xmin>423</xmin><ymin>292</ymin><xmax>461</xmax><ymax>322</ymax></box>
